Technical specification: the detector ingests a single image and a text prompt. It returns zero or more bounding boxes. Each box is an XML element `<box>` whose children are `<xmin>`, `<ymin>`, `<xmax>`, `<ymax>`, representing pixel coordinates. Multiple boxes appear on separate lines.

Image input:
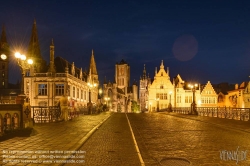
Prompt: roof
<box><xmin>117</xmin><ymin>59</ymin><xmax>128</xmax><ymax>65</ymax></box>
<box><xmin>54</xmin><ymin>56</ymin><xmax>88</xmax><ymax>81</ymax></box>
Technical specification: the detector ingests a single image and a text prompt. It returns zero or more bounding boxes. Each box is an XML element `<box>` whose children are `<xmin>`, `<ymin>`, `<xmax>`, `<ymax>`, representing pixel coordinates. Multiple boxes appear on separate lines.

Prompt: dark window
<box><xmin>38</xmin><ymin>84</ymin><xmax>47</xmax><ymax>96</ymax></box>
<box><xmin>56</xmin><ymin>84</ymin><xmax>64</xmax><ymax>96</ymax></box>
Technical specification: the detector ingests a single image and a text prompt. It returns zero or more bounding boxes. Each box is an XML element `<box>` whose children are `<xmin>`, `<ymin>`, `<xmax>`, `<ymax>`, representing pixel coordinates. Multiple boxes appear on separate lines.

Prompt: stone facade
<box><xmin>23</xmin><ymin>21</ymin><xmax>99</xmax><ymax>107</ymax></box>
<box><xmin>103</xmin><ymin>59</ymin><xmax>138</xmax><ymax>112</ymax></box>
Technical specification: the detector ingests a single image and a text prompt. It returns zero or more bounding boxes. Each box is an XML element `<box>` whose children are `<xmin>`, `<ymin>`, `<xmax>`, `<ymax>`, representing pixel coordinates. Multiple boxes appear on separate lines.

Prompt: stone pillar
<box><xmin>22</xmin><ymin>97</ymin><xmax>33</xmax><ymax>128</ymax></box>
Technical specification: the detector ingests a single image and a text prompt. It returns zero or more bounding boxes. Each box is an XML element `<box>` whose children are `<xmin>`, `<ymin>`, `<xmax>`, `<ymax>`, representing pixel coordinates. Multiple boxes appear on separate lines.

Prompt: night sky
<box><xmin>1</xmin><ymin>0</ymin><xmax>250</xmax><ymax>86</ymax></box>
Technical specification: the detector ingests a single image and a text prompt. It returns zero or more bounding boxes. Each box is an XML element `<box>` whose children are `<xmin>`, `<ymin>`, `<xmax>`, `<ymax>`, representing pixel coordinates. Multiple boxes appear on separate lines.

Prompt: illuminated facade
<box><xmin>23</xmin><ymin>21</ymin><xmax>99</xmax><ymax>107</ymax></box>
<box><xmin>140</xmin><ymin>60</ymin><xmax>250</xmax><ymax>110</ymax></box>
<box><xmin>103</xmin><ymin>59</ymin><xmax>138</xmax><ymax>112</ymax></box>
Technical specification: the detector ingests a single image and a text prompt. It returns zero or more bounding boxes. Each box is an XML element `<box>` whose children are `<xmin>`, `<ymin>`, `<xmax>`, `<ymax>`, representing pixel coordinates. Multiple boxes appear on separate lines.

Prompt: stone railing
<box><xmin>0</xmin><ymin>104</ymin><xmax>25</xmax><ymax>135</ymax></box>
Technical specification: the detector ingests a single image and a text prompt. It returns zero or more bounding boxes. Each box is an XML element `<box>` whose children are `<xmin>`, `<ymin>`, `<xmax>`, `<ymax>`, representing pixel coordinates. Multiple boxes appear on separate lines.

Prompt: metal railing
<box><xmin>172</xmin><ymin>107</ymin><xmax>250</xmax><ymax>121</ymax></box>
<box><xmin>31</xmin><ymin>106</ymin><xmax>61</xmax><ymax>123</ymax></box>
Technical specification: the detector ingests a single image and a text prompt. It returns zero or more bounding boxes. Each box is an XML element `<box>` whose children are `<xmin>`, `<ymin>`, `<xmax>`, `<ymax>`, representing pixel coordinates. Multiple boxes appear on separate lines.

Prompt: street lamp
<box><xmin>168</xmin><ymin>91</ymin><xmax>172</xmax><ymax>112</ymax></box>
<box><xmin>14</xmin><ymin>52</ymin><xmax>33</xmax><ymax>95</ymax></box>
<box><xmin>188</xmin><ymin>83</ymin><xmax>198</xmax><ymax>115</ymax></box>
<box><xmin>104</xmin><ymin>97</ymin><xmax>110</xmax><ymax>111</ymax></box>
<box><xmin>98</xmin><ymin>88</ymin><xmax>103</xmax><ymax>104</ymax></box>
<box><xmin>87</xmin><ymin>81</ymin><xmax>97</xmax><ymax>114</ymax></box>
<box><xmin>155</xmin><ymin>98</ymin><xmax>159</xmax><ymax>112</ymax></box>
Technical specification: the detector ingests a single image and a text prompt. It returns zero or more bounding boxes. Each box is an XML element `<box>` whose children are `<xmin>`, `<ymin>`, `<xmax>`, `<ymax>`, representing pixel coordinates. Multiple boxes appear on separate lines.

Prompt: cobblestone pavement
<box><xmin>65</xmin><ymin>113</ymin><xmax>141</xmax><ymax>166</ymax></box>
<box><xmin>0</xmin><ymin>112</ymin><xmax>112</xmax><ymax>166</ymax></box>
<box><xmin>128</xmin><ymin>112</ymin><xmax>250</xmax><ymax>166</ymax></box>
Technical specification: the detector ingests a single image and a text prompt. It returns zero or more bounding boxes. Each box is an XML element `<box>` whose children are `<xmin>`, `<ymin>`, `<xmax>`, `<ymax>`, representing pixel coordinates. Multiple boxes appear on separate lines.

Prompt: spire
<box><xmin>155</xmin><ymin>67</ymin><xmax>157</xmax><ymax>75</ymax></box>
<box><xmin>0</xmin><ymin>24</ymin><xmax>9</xmax><ymax>54</ymax></box>
<box><xmin>1</xmin><ymin>25</ymin><xmax>7</xmax><ymax>44</ymax></box>
<box><xmin>27</xmin><ymin>19</ymin><xmax>46</xmax><ymax>73</ymax></box>
<box><xmin>27</xmin><ymin>19</ymin><xmax>41</xmax><ymax>59</ymax></box>
<box><xmin>89</xmin><ymin>49</ymin><xmax>98</xmax><ymax>75</ymax></box>
<box><xmin>71</xmin><ymin>62</ymin><xmax>75</xmax><ymax>76</ymax></box>
<box><xmin>160</xmin><ymin>60</ymin><xmax>164</xmax><ymax>69</ymax></box>
<box><xmin>65</xmin><ymin>61</ymin><xmax>69</xmax><ymax>73</ymax></box>
<box><xmin>80</xmin><ymin>68</ymin><xmax>83</xmax><ymax>80</ymax></box>
<box><xmin>143</xmin><ymin>64</ymin><xmax>146</xmax><ymax>79</ymax></box>
<box><xmin>49</xmin><ymin>38</ymin><xmax>56</xmax><ymax>73</ymax></box>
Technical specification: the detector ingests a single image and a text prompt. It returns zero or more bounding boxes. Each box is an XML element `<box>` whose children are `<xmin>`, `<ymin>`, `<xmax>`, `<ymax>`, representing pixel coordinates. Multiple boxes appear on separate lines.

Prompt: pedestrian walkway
<box><xmin>0</xmin><ymin>112</ymin><xmax>112</xmax><ymax>166</ymax></box>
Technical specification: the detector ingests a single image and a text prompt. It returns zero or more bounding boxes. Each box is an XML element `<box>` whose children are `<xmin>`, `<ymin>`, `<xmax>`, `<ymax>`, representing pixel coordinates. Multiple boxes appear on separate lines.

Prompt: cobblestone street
<box><xmin>1</xmin><ymin>112</ymin><xmax>250</xmax><ymax>166</ymax></box>
<box><xmin>66</xmin><ymin>113</ymin><xmax>141</xmax><ymax>166</ymax></box>
<box><xmin>128</xmin><ymin>112</ymin><xmax>250</xmax><ymax>166</ymax></box>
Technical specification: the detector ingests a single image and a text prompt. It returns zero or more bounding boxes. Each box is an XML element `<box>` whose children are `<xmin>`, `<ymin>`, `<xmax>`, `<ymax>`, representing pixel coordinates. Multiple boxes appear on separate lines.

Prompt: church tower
<box><xmin>115</xmin><ymin>59</ymin><xmax>130</xmax><ymax>91</ymax></box>
<box><xmin>139</xmin><ymin>64</ymin><xmax>148</xmax><ymax>111</ymax></box>
<box><xmin>0</xmin><ymin>25</ymin><xmax>9</xmax><ymax>89</ymax></box>
<box><xmin>89</xmin><ymin>49</ymin><xmax>98</xmax><ymax>84</ymax></box>
<box><xmin>27</xmin><ymin>19</ymin><xmax>47</xmax><ymax>73</ymax></box>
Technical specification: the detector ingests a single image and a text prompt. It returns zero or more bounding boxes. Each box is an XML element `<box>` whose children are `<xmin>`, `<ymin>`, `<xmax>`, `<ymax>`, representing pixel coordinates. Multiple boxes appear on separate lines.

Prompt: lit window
<box><xmin>56</xmin><ymin>84</ymin><xmax>64</xmax><ymax>96</ymax></box>
<box><xmin>38</xmin><ymin>84</ymin><xmax>47</xmax><ymax>96</ymax></box>
<box><xmin>68</xmin><ymin>85</ymin><xmax>71</xmax><ymax>96</ymax></box>
<box><xmin>73</xmin><ymin>87</ymin><xmax>75</xmax><ymax>98</ymax></box>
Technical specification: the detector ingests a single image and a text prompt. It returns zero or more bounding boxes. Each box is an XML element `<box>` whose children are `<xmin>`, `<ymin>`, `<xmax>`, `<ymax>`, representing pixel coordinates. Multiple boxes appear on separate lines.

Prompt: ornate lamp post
<box><xmin>168</xmin><ymin>91</ymin><xmax>172</xmax><ymax>112</ymax></box>
<box><xmin>188</xmin><ymin>83</ymin><xmax>198</xmax><ymax>115</ymax></box>
<box><xmin>87</xmin><ymin>81</ymin><xmax>97</xmax><ymax>115</ymax></box>
<box><xmin>14</xmin><ymin>52</ymin><xmax>33</xmax><ymax>96</ymax></box>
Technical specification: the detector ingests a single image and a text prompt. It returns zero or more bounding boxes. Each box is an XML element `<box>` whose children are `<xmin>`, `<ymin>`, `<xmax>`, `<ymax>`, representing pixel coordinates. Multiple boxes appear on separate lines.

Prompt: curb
<box><xmin>60</xmin><ymin>112</ymin><xmax>113</xmax><ymax>165</ymax></box>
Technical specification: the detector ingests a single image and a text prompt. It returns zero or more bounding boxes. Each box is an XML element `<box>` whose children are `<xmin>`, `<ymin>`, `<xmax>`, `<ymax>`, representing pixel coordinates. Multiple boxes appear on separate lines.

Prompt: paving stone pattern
<box><xmin>0</xmin><ymin>112</ymin><xmax>112</xmax><ymax>166</ymax></box>
<box><xmin>128</xmin><ymin>112</ymin><xmax>250</xmax><ymax>166</ymax></box>
<box><xmin>65</xmin><ymin>113</ymin><xmax>141</xmax><ymax>166</ymax></box>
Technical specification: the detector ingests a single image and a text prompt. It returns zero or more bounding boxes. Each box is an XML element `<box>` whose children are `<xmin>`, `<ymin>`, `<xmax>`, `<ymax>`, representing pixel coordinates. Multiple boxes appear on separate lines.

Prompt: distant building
<box><xmin>139</xmin><ymin>64</ymin><xmax>150</xmax><ymax>112</ymax></box>
<box><xmin>140</xmin><ymin>60</ymin><xmax>250</xmax><ymax>110</ymax></box>
<box><xmin>103</xmin><ymin>59</ymin><xmax>138</xmax><ymax>112</ymax></box>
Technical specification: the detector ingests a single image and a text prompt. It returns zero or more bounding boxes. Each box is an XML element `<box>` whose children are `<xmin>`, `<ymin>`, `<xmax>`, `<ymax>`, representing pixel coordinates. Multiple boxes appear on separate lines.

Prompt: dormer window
<box><xmin>160</xmin><ymin>85</ymin><xmax>164</xmax><ymax>89</ymax></box>
<box><xmin>161</xmin><ymin>72</ymin><xmax>163</xmax><ymax>76</ymax></box>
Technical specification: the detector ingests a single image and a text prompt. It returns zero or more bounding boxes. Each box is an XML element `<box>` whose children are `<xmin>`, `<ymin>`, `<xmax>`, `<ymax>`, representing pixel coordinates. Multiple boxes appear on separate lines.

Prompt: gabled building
<box><xmin>141</xmin><ymin>60</ymin><xmax>201</xmax><ymax>112</ymax></box>
<box><xmin>147</xmin><ymin>60</ymin><xmax>175</xmax><ymax>112</ymax></box>
<box><xmin>200</xmin><ymin>81</ymin><xmax>217</xmax><ymax>107</ymax></box>
<box><xmin>23</xmin><ymin>21</ymin><xmax>99</xmax><ymax>106</ymax></box>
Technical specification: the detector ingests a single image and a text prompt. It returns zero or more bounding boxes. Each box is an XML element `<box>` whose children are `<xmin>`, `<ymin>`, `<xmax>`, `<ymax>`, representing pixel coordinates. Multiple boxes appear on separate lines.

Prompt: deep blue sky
<box><xmin>1</xmin><ymin>0</ymin><xmax>250</xmax><ymax>85</ymax></box>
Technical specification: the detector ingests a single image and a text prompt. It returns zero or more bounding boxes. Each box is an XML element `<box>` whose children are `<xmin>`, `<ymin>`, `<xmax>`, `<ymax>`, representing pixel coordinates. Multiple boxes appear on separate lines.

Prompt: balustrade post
<box><xmin>22</xmin><ymin>97</ymin><xmax>33</xmax><ymax>128</ymax></box>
